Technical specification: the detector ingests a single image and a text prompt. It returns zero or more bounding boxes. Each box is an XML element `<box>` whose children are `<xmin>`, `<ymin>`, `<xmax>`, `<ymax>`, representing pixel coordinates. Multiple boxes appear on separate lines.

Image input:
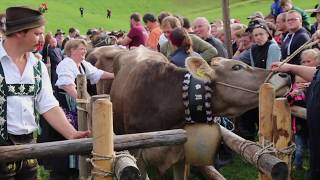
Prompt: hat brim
<box><xmin>311</xmin><ymin>11</ymin><xmax>320</xmax><ymax>17</ymax></box>
<box><xmin>5</xmin><ymin>23</ymin><xmax>44</xmax><ymax>35</ymax></box>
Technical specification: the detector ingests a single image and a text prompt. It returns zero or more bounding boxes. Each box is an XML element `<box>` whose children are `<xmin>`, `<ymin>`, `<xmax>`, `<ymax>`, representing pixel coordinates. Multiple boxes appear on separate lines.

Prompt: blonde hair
<box><xmin>64</xmin><ymin>39</ymin><xmax>88</xmax><ymax>57</ymax></box>
<box><xmin>301</xmin><ymin>49</ymin><xmax>320</xmax><ymax>65</ymax></box>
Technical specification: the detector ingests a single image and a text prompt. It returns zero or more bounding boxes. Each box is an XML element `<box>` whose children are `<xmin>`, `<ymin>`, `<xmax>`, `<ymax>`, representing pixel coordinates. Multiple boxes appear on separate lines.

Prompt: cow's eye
<box><xmin>232</xmin><ymin>64</ymin><xmax>243</xmax><ymax>71</ymax></box>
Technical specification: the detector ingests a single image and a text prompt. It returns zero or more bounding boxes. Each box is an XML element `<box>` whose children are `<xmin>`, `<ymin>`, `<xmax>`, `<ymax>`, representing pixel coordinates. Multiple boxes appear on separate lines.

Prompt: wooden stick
<box><xmin>0</xmin><ymin>129</ymin><xmax>187</xmax><ymax>163</ymax></box>
<box><xmin>77</xmin><ymin>74</ymin><xmax>90</xmax><ymax>180</ymax></box>
<box><xmin>221</xmin><ymin>126</ymin><xmax>288</xmax><ymax>180</ymax></box>
<box><xmin>198</xmin><ymin>165</ymin><xmax>226</xmax><ymax>180</ymax></box>
<box><xmin>273</xmin><ymin>98</ymin><xmax>293</xmax><ymax>180</ymax></box>
<box><xmin>92</xmin><ymin>98</ymin><xmax>113</xmax><ymax>180</ymax></box>
<box><xmin>259</xmin><ymin>83</ymin><xmax>275</xmax><ymax>180</ymax></box>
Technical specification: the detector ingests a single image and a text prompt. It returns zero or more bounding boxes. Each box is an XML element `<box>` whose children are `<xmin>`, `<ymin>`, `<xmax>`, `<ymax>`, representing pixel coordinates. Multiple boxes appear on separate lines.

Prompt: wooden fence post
<box><xmin>77</xmin><ymin>74</ymin><xmax>90</xmax><ymax>179</ymax></box>
<box><xmin>88</xmin><ymin>95</ymin><xmax>110</xmax><ymax>132</ymax></box>
<box><xmin>259</xmin><ymin>83</ymin><xmax>275</xmax><ymax>180</ymax></box>
<box><xmin>92</xmin><ymin>98</ymin><xmax>113</xmax><ymax>180</ymax></box>
<box><xmin>273</xmin><ymin>98</ymin><xmax>293</xmax><ymax>180</ymax></box>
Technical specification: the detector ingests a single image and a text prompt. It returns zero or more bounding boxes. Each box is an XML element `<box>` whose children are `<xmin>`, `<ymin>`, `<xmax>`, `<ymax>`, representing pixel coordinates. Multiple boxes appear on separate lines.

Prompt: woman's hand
<box><xmin>102</xmin><ymin>72</ymin><xmax>114</xmax><ymax>80</ymax></box>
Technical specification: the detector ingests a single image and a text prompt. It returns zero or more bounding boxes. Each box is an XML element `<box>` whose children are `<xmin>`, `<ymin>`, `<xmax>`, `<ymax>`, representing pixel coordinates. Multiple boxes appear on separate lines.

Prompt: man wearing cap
<box><xmin>0</xmin><ymin>6</ymin><xmax>89</xmax><ymax>179</ymax></box>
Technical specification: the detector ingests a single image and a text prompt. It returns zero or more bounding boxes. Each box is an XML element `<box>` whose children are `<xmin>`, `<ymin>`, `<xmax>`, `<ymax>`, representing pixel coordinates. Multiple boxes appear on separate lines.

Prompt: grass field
<box><xmin>0</xmin><ymin>0</ymin><xmax>318</xmax><ymax>34</ymax></box>
<box><xmin>1</xmin><ymin>0</ymin><xmax>317</xmax><ymax>179</ymax></box>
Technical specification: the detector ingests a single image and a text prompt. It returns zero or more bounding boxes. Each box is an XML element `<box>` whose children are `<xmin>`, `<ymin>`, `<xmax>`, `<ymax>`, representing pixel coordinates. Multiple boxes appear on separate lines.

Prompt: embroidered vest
<box><xmin>0</xmin><ymin>61</ymin><xmax>42</xmax><ymax>145</ymax></box>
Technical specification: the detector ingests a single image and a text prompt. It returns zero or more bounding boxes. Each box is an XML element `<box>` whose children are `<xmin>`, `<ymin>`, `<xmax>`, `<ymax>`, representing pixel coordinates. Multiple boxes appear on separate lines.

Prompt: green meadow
<box><xmin>0</xmin><ymin>0</ymin><xmax>317</xmax><ymax>179</ymax></box>
<box><xmin>0</xmin><ymin>0</ymin><xmax>318</xmax><ymax>34</ymax></box>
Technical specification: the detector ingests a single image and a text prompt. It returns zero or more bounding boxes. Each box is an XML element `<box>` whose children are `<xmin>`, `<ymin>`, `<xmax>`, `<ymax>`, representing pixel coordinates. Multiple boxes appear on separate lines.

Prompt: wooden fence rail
<box><xmin>0</xmin><ymin>129</ymin><xmax>187</xmax><ymax>163</ymax></box>
<box><xmin>221</xmin><ymin>126</ymin><xmax>288</xmax><ymax>180</ymax></box>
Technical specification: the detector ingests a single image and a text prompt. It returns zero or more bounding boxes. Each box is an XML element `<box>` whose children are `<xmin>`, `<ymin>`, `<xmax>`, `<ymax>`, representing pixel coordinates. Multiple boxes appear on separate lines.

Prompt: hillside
<box><xmin>0</xmin><ymin>0</ymin><xmax>318</xmax><ymax>34</ymax></box>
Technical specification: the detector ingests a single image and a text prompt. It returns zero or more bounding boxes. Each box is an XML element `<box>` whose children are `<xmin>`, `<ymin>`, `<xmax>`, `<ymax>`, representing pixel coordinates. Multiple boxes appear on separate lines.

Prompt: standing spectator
<box><xmin>233</xmin><ymin>32</ymin><xmax>253</xmax><ymax>62</ymax></box>
<box><xmin>79</xmin><ymin>7</ymin><xmax>84</xmax><ymax>17</ymax></box>
<box><xmin>47</xmin><ymin>37</ymin><xmax>64</xmax><ymax>88</ymax></box>
<box><xmin>249</xmin><ymin>23</ymin><xmax>281</xmax><ymax>68</ymax></box>
<box><xmin>265</xmin><ymin>14</ymin><xmax>276</xmax><ymax>24</ymax></box>
<box><xmin>281</xmin><ymin>10</ymin><xmax>310</xmax><ymax>65</ymax></box>
<box><xmin>61</xmin><ymin>27</ymin><xmax>77</xmax><ymax>50</ymax></box>
<box><xmin>270</xmin><ymin>0</ymin><xmax>283</xmax><ymax>17</ymax></box>
<box><xmin>157</xmin><ymin>11</ymin><xmax>171</xmax><ymax>47</ymax></box>
<box><xmin>193</xmin><ymin>17</ymin><xmax>228</xmax><ymax>57</ymax></box>
<box><xmin>143</xmin><ymin>13</ymin><xmax>162</xmax><ymax>50</ymax></box>
<box><xmin>54</xmin><ymin>29</ymin><xmax>65</xmax><ymax>49</ymax></box>
<box><xmin>182</xmin><ymin>17</ymin><xmax>193</xmax><ymax>33</ymax></box>
<box><xmin>117</xmin><ymin>13</ymin><xmax>148</xmax><ymax>48</ymax></box>
<box><xmin>160</xmin><ymin>16</ymin><xmax>217</xmax><ymax>62</ymax></box>
<box><xmin>168</xmin><ymin>27</ymin><xmax>200</xmax><ymax>67</ymax></box>
<box><xmin>41</xmin><ymin>32</ymin><xmax>53</xmax><ymax>63</ymax></box>
<box><xmin>275</xmin><ymin>12</ymin><xmax>288</xmax><ymax>44</ymax></box>
<box><xmin>287</xmin><ymin>74</ymin><xmax>308</xmax><ymax>170</ymax></box>
<box><xmin>280</xmin><ymin>0</ymin><xmax>310</xmax><ymax>30</ymax></box>
<box><xmin>235</xmin><ymin>23</ymin><xmax>281</xmax><ymax>142</ymax></box>
<box><xmin>0</xmin><ymin>6</ymin><xmax>89</xmax><ymax>180</ymax></box>
<box><xmin>106</xmin><ymin>9</ymin><xmax>111</xmax><ymax>19</ymax></box>
<box><xmin>310</xmin><ymin>5</ymin><xmax>320</xmax><ymax>35</ymax></box>
<box><xmin>39</xmin><ymin>39</ymin><xmax>114</xmax><ymax>180</ymax></box>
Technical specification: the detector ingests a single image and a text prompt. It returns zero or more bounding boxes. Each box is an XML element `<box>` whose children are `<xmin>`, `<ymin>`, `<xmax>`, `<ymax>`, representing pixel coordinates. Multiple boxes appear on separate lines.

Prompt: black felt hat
<box><xmin>3</xmin><ymin>6</ymin><xmax>46</xmax><ymax>35</ymax></box>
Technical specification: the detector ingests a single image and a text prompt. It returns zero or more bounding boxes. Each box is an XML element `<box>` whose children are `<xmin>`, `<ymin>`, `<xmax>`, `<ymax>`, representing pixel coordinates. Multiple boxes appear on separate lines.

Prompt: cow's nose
<box><xmin>278</xmin><ymin>73</ymin><xmax>289</xmax><ymax>78</ymax></box>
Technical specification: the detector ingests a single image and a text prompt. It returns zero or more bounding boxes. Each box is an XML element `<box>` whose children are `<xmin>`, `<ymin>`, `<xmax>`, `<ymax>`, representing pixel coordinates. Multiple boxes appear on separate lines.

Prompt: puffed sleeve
<box><xmin>82</xmin><ymin>61</ymin><xmax>104</xmax><ymax>84</ymax></box>
<box><xmin>55</xmin><ymin>58</ymin><xmax>78</xmax><ymax>88</ymax></box>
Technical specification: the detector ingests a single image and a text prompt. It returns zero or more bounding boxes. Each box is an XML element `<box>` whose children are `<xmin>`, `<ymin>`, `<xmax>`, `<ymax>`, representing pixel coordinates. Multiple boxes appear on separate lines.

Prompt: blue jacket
<box><xmin>170</xmin><ymin>48</ymin><xmax>201</xmax><ymax>68</ymax></box>
<box><xmin>271</xmin><ymin>0</ymin><xmax>282</xmax><ymax>16</ymax></box>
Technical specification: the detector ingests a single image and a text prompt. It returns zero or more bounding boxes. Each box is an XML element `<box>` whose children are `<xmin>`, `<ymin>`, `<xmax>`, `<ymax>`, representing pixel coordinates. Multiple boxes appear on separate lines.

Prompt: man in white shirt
<box><xmin>0</xmin><ymin>6</ymin><xmax>89</xmax><ymax>179</ymax></box>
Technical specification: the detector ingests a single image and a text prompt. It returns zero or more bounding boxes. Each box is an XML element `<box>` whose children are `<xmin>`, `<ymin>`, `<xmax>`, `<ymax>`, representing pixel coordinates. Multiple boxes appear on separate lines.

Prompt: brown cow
<box><xmin>110</xmin><ymin>53</ymin><xmax>291</xmax><ymax>179</ymax></box>
<box><xmin>87</xmin><ymin>46</ymin><xmax>168</xmax><ymax>94</ymax></box>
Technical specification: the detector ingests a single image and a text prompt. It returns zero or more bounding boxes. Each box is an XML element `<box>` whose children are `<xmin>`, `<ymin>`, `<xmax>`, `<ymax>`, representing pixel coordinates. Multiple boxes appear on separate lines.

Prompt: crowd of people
<box><xmin>0</xmin><ymin>0</ymin><xmax>320</xmax><ymax>179</ymax></box>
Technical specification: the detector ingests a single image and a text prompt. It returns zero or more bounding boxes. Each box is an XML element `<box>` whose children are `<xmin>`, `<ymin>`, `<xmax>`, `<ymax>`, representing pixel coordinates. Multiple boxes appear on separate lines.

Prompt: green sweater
<box><xmin>160</xmin><ymin>34</ymin><xmax>218</xmax><ymax>62</ymax></box>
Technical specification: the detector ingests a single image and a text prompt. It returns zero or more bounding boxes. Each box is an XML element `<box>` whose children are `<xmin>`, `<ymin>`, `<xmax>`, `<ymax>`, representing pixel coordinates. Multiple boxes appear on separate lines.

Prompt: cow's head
<box><xmin>186</xmin><ymin>57</ymin><xmax>291</xmax><ymax>117</ymax></box>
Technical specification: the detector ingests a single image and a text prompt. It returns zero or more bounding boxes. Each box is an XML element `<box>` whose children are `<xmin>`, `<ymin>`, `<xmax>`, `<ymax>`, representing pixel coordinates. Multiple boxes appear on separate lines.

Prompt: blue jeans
<box><xmin>294</xmin><ymin>134</ymin><xmax>307</xmax><ymax>168</ymax></box>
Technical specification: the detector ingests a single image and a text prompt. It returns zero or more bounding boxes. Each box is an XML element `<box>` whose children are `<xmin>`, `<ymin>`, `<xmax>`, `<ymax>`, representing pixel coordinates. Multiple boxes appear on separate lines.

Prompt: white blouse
<box><xmin>55</xmin><ymin>57</ymin><xmax>104</xmax><ymax>89</ymax></box>
<box><xmin>0</xmin><ymin>42</ymin><xmax>59</xmax><ymax>135</ymax></box>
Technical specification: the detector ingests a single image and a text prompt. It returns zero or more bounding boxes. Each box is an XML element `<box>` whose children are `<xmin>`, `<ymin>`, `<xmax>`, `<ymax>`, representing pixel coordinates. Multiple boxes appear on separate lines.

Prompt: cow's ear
<box><xmin>186</xmin><ymin>57</ymin><xmax>215</xmax><ymax>82</ymax></box>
